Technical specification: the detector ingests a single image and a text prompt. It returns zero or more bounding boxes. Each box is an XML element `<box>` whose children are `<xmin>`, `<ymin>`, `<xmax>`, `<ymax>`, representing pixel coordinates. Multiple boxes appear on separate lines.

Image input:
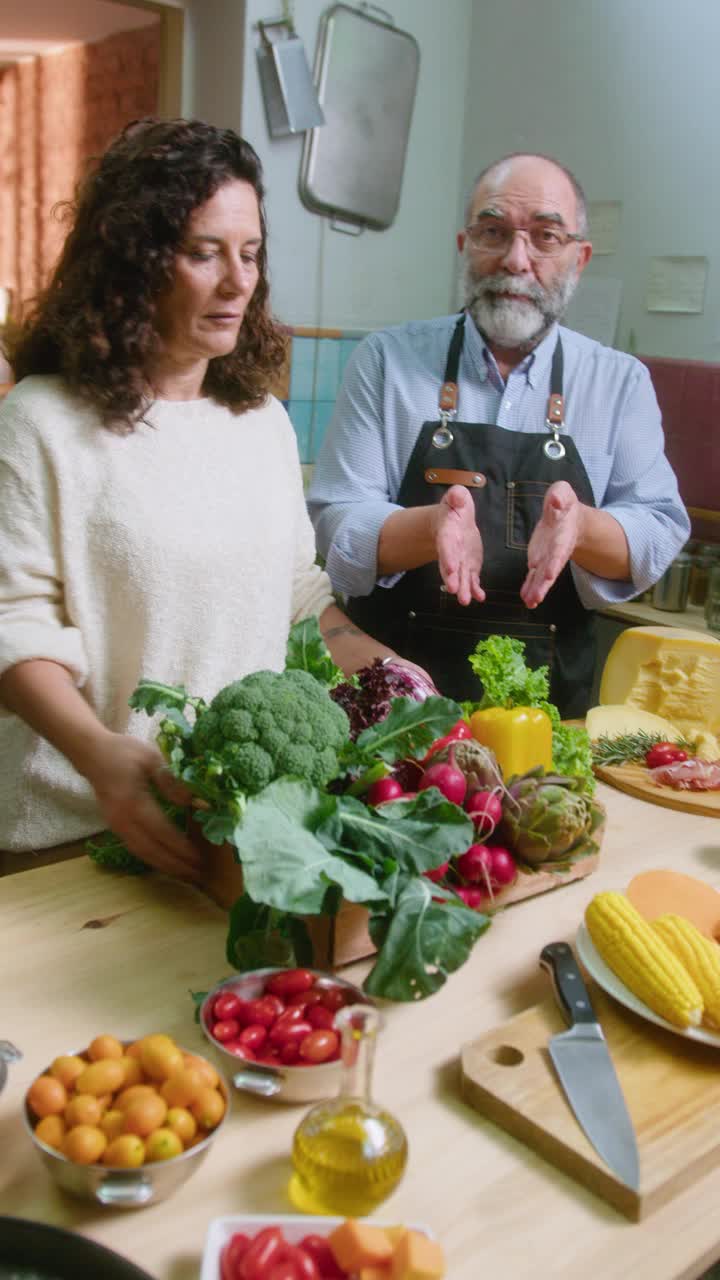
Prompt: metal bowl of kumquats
<box><xmin>23</xmin><ymin>1032</ymin><xmax>229</xmax><ymax>1207</ymax></box>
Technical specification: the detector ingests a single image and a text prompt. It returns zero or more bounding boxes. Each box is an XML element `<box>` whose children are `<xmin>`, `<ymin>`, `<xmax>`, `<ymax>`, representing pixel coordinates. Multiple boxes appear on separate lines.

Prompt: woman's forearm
<box><xmin>319</xmin><ymin>604</ymin><xmax>396</xmax><ymax>676</ymax></box>
<box><xmin>0</xmin><ymin>658</ymin><xmax>110</xmax><ymax>777</ymax></box>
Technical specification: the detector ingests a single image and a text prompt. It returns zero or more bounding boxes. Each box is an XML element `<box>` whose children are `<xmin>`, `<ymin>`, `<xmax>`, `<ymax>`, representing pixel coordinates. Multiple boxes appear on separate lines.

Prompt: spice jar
<box><xmin>705</xmin><ymin>564</ymin><xmax>720</xmax><ymax>635</ymax></box>
<box><xmin>691</xmin><ymin>545</ymin><xmax>717</xmax><ymax>609</ymax></box>
<box><xmin>652</xmin><ymin>553</ymin><xmax>692</xmax><ymax>612</ymax></box>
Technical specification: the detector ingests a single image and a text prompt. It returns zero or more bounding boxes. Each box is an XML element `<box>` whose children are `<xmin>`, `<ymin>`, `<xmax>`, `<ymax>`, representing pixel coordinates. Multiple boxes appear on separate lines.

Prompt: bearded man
<box><xmin>307</xmin><ymin>154</ymin><xmax>689</xmax><ymax>714</ymax></box>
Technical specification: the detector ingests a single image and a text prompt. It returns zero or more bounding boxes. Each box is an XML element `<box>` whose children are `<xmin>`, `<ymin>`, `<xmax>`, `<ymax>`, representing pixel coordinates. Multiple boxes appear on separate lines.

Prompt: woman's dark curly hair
<box><xmin>6</xmin><ymin>118</ymin><xmax>287</xmax><ymax>430</ymax></box>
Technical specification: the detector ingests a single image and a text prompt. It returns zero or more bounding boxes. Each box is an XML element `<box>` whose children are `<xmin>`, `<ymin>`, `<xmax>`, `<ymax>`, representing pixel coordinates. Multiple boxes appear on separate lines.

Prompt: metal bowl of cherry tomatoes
<box><xmin>200</xmin><ymin>968</ymin><xmax>373</xmax><ymax>1104</ymax></box>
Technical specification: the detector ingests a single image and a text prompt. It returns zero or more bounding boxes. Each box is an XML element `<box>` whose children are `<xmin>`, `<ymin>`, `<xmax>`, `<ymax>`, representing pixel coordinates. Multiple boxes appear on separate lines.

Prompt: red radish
<box><xmin>418</xmin><ymin>746</ymin><xmax>467</xmax><ymax>805</ymax></box>
<box><xmin>423</xmin><ymin>861</ymin><xmax>449</xmax><ymax>883</ymax></box>
<box><xmin>367</xmin><ymin>776</ymin><xmax>405</xmax><ymax>805</ymax></box>
<box><xmin>421</xmin><ymin>719</ymin><xmax>472</xmax><ymax>765</ymax></box>
<box><xmin>464</xmin><ymin>789</ymin><xmax>503</xmax><ymax>835</ymax></box>
<box><xmin>456</xmin><ymin>885</ymin><xmax>485</xmax><ymax>908</ymax></box>
<box><xmin>456</xmin><ymin>844</ymin><xmax>494</xmax><ymax>886</ymax></box>
<box><xmin>487</xmin><ymin>845</ymin><xmax>517</xmax><ymax>887</ymax></box>
<box><xmin>457</xmin><ymin>843</ymin><xmax>517</xmax><ymax>894</ymax></box>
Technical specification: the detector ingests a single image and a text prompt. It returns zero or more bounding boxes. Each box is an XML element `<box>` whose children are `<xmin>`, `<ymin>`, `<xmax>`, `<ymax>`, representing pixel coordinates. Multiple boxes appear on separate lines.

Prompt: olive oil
<box><xmin>289</xmin><ymin>1006</ymin><xmax>408</xmax><ymax>1216</ymax></box>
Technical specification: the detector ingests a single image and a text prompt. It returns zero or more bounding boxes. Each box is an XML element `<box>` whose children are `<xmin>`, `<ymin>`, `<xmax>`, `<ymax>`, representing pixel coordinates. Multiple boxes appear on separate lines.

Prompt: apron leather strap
<box><xmin>439</xmin><ymin>312</ymin><xmax>565</xmax><ymax>427</ymax></box>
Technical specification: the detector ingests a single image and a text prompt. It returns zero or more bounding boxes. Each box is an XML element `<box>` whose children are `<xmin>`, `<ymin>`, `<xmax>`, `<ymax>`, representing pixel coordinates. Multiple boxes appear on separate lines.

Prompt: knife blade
<box><xmin>540</xmin><ymin>941</ymin><xmax>640</xmax><ymax>1191</ymax></box>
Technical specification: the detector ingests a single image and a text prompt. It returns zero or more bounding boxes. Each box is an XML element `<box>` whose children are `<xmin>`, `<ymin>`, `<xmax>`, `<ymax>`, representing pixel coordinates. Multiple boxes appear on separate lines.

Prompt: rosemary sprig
<box><xmin>591</xmin><ymin>730</ymin><xmax>693</xmax><ymax>767</ymax></box>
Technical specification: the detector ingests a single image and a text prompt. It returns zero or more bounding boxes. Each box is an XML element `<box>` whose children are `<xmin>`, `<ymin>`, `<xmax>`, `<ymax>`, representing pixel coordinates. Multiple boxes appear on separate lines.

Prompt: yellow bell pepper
<box><xmin>469</xmin><ymin>705</ymin><xmax>553</xmax><ymax>780</ymax></box>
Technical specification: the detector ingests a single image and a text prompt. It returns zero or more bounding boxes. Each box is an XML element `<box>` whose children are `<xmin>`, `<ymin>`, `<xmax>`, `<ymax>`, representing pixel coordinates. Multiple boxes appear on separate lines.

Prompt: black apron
<box><xmin>347</xmin><ymin>314</ymin><xmax>597</xmax><ymax>718</ymax></box>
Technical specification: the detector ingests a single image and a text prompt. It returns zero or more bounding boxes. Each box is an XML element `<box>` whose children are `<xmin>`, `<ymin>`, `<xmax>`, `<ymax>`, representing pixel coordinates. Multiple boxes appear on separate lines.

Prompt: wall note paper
<box><xmin>588</xmin><ymin>201</ymin><xmax>622</xmax><ymax>255</ymax></box>
<box><xmin>646</xmin><ymin>257</ymin><xmax>708</xmax><ymax>313</ymax></box>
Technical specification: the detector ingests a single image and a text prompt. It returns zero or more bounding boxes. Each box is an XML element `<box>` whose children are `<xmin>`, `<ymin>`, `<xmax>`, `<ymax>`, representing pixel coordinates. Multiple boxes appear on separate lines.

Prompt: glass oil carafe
<box><xmin>289</xmin><ymin>1004</ymin><xmax>408</xmax><ymax>1216</ymax></box>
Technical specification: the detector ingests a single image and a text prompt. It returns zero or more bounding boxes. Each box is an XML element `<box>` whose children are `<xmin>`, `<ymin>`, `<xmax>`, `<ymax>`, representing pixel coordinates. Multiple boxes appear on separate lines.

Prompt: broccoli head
<box><xmin>191</xmin><ymin>667</ymin><xmax>350</xmax><ymax>795</ymax></box>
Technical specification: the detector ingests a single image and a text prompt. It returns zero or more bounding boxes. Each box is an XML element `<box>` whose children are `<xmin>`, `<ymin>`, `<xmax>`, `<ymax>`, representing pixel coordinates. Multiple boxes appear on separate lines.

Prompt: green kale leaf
<box><xmin>229</xmin><ymin>778</ymin><xmax>389</xmax><ymax>915</ymax></box>
<box><xmin>351</xmin><ymin>694</ymin><xmax>465</xmax><ymax>764</ymax></box>
<box><xmin>364</xmin><ymin>879</ymin><xmax>490</xmax><ymax>1001</ymax></box>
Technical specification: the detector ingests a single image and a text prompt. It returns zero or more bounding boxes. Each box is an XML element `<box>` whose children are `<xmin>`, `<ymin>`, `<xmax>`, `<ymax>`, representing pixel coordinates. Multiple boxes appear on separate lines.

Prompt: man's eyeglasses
<box><xmin>464</xmin><ymin>220</ymin><xmax>586</xmax><ymax>258</ymax></box>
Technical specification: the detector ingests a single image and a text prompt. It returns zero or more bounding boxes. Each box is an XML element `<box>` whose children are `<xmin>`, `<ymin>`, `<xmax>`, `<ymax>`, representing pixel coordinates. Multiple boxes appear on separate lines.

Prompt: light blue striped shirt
<box><xmin>307</xmin><ymin>314</ymin><xmax>690</xmax><ymax>610</ymax></box>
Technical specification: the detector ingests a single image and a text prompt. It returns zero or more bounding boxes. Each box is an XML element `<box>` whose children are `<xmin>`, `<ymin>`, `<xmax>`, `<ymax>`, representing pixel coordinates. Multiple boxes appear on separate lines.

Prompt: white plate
<box><xmin>576</xmin><ymin>921</ymin><xmax>720</xmax><ymax>1049</ymax></box>
<box><xmin>200</xmin><ymin>1214</ymin><xmax>435</xmax><ymax>1280</ymax></box>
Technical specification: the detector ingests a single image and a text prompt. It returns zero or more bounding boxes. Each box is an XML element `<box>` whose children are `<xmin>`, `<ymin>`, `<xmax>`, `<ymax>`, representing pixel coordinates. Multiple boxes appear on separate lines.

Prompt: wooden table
<box><xmin>2</xmin><ymin>782</ymin><xmax>720</xmax><ymax>1280</ymax></box>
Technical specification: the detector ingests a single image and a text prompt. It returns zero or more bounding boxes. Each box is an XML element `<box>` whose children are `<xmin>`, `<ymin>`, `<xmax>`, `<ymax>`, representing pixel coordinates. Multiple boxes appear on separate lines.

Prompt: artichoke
<box><xmin>433</xmin><ymin>738</ymin><xmax>503</xmax><ymax>795</ymax></box>
<box><xmin>499</xmin><ymin>766</ymin><xmax>592</xmax><ymax>865</ymax></box>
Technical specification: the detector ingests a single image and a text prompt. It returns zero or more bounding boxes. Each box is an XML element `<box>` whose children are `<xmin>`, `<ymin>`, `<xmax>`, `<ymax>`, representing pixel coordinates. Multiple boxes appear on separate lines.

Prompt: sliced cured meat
<box><xmin>649</xmin><ymin>758</ymin><xmax>720</xmax><ymax>791</ymax></box>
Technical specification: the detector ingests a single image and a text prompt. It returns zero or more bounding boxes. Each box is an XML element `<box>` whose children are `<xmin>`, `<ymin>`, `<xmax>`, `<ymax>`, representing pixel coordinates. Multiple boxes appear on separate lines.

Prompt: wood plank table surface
<box><xmin>2</xmin><ymin>781</ymin><xmax>720</xmax><ymax>1280</ymax></box>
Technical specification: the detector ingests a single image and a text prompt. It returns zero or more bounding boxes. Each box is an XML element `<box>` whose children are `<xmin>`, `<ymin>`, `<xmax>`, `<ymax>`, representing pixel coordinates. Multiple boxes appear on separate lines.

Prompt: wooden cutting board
<box><xmin>593</xmin><ymin>760</ymin><xmax>720</xmax><ymax>818</ymax></box>
<box><xmin>460</xmin><ymin>982</ymin><xmax>720</xmax><ymax>1221</ymax></box>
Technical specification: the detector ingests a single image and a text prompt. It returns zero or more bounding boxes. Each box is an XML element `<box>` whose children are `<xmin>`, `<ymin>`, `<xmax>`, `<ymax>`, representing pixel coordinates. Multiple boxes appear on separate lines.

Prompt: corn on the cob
<box><xmin>652</xmin><ymin>914</ymin><xmax>720</xmax><ymax>1029</ymax></box>
<box><xmin>585</xmin><ymin>892</ymin><xmax>704</xmax><ymax>1028</ymax></box>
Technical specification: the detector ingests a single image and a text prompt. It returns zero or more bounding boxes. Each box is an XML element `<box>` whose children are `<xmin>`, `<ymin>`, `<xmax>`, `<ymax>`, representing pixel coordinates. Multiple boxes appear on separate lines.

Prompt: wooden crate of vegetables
<box><xmin>89</xmin><ymin>627</ymin><xmax>602</xmax><ymax>1000</ymax></box>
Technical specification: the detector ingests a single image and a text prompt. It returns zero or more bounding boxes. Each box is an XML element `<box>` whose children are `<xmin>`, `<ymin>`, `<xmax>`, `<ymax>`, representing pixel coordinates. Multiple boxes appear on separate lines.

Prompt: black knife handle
<box><xmin>540</xmin><ymin>941</ymin><xmax>598</xmax><ymax>1027</ymax></box>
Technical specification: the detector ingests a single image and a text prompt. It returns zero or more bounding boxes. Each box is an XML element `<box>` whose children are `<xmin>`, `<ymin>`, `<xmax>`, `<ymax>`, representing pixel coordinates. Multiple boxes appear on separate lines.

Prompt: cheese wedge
<box><xmin>599</xmin><ymin>626</ymin><xmax>720</xmax><ymax>737</ymax></box>
<box><xmin>585</xmin><ymin>704</ymin><xmax>682</xmax><ymax>742</ymax></box>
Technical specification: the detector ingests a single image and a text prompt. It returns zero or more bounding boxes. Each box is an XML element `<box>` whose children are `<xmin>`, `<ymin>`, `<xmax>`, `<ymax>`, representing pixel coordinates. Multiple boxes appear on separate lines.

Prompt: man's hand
<box><xmin>433</xmin><ymin>485</ymin><xmax>486</xmax><ymax>606</ymax></box>
<box><xmin>521</xmin><ymin>480</ymin><xmax>584</xmax><ymax>608</ymax></box>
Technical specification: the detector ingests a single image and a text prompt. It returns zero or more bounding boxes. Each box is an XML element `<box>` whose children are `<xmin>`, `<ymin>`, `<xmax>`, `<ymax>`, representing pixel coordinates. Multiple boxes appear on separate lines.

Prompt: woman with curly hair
<box><xmin>0</xmin><ymin>118</ymin><xmax>411</xmax><ymax>875</ymax></box>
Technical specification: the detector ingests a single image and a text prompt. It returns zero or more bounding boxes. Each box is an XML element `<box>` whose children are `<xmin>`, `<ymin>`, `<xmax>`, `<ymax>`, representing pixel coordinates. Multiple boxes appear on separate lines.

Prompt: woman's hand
<box><xmin>80</xmin><ymin>733</ymin><xmax>205</xmax><ymax>881</ymax></box>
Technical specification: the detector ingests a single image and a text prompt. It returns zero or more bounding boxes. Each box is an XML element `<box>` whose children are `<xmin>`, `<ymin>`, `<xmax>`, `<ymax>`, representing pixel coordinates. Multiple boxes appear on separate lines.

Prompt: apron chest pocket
<box><xmin>506</xmin><ymin>480</ymin><xmax>550</xmax><ymax>550</ymax></box>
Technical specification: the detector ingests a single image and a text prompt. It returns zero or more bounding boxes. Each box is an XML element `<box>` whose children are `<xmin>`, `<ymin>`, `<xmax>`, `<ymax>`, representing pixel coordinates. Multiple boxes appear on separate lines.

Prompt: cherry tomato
<box><xmin>269</xmin><ymin>1013</ymin><xmax>313</xmax><ymax>1047</ymax></box>
<box><xmin>278</xmin><ymin>1039</ymin><xmax>300</xmax><ymax>1064</ymax></box>
<box><xmin>214</xmin><ymin>992</ymin><xmax>243</xmax><ymax>1021</ymax></box>
<box><xmin>221</xmin><ymin>1233</ymin><xmax>251</xmax><ymax>1280</ymax></box>
<box><xmin>212</xmin><ymin>1019</ymin><xmax>241</xmax><ymax>1042</ymax></box>
<box><xmin>646</xmin><ymin>742</ymin><xmax>688</xmax><ymax>769</ymax></box>
<box><xmin>239</xmin><ymin>1024</ymin><xmax>268</xmax><ymax>1051</ymax></box>
<box><xmin>306</xmin><ymin>1005</ymin><xmax>335</xmax><ymax>1031</ymax></box>
<box><xmin>265</xmin><ymin>968</ymin><xmax>316</xmax><ymax>997</ymax></box>
<box><xmin>266</xmin><ymin>1265</ymin><xmax>299</xmax><ymax>1280</ymax></box>
<box><xmin>222</xmin><ymin>1040</ymin><xmax>256</xmax><ymax>1060</ymax></box>
<box><xmin>289</xmin><ymin>988</ymin><xmax>323</xmax><ymax>1009</ymax></box>
<box><xmin>299</xmin><ymin>1029</ymin><xmax>339</xmax><ymax>1064</ymax></box>
<box><xmin>281</xmin><ymin>1246</ymin><xmax>321</xmax><ymax>1280</ymax></box>
<box><xmin>298</xmin><ymin>1236</ymin><xmax>346</xmax><ymax>1279</ymax></box>
<box><xmin>259</xmin><ymin>994</ymin><xmax>285</xmax><ymax>1019</ymax></box>
<box><xmin>246</xmin><ymin>997</ymin><xmax>283</xmax><ymax>1028</ymax></box>
<box><xmin>317</xmin><ymin>985</ymin><xmax>347</xmax><ymax>1013</ymax></box>
<box><xmin>284</xmin><ymin>996</ymin><xmax>307</xmax><ymax>1012</ymax></box>
<box><xmin>238</xmin><ymin>1226</ymin><xmax>286</xmax><ymax>1280</ymax></box>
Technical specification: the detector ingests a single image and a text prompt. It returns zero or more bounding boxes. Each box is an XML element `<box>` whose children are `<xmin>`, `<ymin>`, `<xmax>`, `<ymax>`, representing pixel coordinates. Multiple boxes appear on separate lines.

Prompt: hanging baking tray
<box><xmin>299</xmin><ymin>4</ymin><xmax>420</xmax><ymax>231</ymax></box>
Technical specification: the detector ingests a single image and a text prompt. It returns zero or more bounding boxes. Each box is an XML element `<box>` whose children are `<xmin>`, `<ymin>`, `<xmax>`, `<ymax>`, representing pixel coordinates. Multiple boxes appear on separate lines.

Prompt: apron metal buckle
<box><xmin>543</xmin><ymin>416</ymin><xmax>567</xmax><ymax>461</ymax></box>
<box><xmin>432</xmin><ymin>411</ymin><xmax>455</xmax><ymax>449</ymax></box>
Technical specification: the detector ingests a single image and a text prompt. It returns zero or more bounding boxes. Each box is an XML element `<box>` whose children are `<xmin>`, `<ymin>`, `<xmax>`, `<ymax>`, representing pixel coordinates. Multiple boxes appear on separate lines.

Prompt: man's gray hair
<box><xmin>464</xmin><ymin>153</ymin><xmax>589</xmax><ymax>238</ymax></box>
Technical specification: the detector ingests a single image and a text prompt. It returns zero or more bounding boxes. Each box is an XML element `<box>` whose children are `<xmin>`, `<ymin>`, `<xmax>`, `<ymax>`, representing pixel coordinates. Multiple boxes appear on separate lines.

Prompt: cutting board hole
<box><xmin>489</xmin><ymin>1044</ymin><xmax>524</xmax><ymax>1067</ymax></box>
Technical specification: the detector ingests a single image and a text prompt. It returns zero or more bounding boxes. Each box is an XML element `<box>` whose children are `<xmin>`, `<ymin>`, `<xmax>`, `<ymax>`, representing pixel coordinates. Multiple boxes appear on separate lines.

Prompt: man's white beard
<box><xmin>462</xmin><ymin>258</ymin><xmax>580</xmax><ymax>350</ymax></box>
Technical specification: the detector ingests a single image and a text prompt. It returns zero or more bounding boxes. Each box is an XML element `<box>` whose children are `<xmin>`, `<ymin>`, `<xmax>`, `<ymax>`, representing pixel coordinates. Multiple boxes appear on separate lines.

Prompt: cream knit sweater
<box><xmin>0</xmin><ymin>376</ymin><xmax>334</xmax><ymax>852</ymax></box>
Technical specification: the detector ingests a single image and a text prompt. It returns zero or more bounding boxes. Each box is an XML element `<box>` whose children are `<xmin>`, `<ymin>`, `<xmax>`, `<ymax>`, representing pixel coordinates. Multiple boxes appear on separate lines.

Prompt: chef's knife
<box><xmin>540</xmin><ymin>941</ymin><xmax>640</xmax><ymax>1191</ymax></box>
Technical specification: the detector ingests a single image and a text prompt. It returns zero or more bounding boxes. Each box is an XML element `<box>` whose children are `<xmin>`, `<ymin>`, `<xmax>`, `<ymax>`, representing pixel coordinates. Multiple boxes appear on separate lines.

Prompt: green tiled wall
<box><xmin>286</xmin><ymin>332</ymin><xmax>364</xmax><ymax>464</ymax></box>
